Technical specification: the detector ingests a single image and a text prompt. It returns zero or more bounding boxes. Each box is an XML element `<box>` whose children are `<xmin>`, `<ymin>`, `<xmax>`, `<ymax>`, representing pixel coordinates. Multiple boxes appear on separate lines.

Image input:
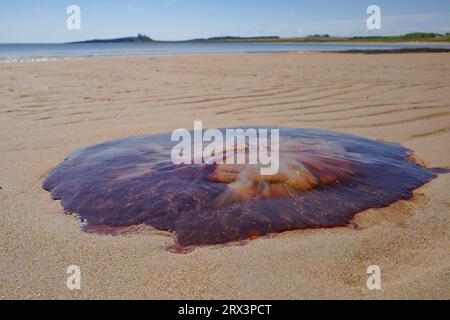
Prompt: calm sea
<box><xmin>1</xmin><ymin>42</ymin><xmax>450</xmax><ymax>62</ymax></box>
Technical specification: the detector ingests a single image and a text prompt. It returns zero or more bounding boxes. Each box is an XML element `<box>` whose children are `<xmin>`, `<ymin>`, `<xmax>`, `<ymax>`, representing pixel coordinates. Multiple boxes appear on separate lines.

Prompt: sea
<box><xmin>1</xmin><ymin>42</ymin><xmax>450</xmax><ymax>62</ymax></box>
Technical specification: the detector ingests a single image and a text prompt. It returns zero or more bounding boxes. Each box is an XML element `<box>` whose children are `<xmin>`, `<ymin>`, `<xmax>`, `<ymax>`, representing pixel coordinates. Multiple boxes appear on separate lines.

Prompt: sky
<box><xmin>1</xmin><ymin>0</ymin><xmax>450</xmax><ymax>43</ymax></box>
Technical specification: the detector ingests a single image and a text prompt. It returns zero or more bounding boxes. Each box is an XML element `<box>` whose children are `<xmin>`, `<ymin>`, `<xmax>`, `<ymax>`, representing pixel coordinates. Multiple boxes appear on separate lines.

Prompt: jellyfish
<box><xmin>43</xmin><ymin>128</ymin><xmax>448</xmax><ymax>252</ymax></box>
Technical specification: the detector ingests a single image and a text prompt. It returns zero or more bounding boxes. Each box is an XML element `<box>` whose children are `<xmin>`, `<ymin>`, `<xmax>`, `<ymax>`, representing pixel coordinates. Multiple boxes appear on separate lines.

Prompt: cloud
<box><xmin>276</xmin><ymin>12</ymin><xmax>450</xmax><ymax>37</ymax></box>
<box><xmin>383</xmin><ymin>12</ymin><xmax>450</xmax><ymax>23</ymax></box>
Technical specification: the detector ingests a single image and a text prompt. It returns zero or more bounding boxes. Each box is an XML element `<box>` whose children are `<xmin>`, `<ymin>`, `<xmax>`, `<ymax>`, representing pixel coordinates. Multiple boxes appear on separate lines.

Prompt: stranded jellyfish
<box><xmin>43</xmin><ymin>128</ymin><xmax>448</xmax><ymax>252</ymax></box>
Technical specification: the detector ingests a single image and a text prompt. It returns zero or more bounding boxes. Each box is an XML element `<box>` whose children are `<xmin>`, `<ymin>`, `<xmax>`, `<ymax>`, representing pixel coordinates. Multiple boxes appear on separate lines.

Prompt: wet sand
<box><xmin>0</xmin><ymin>52</ymin><xmax>449</xmax><ymax>299</ymax></box>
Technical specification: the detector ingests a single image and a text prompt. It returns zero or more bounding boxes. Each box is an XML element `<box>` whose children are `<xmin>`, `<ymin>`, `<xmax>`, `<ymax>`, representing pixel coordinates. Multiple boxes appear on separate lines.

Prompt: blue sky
<box><xmin>1</xmin><ymin>0</ymin><xmax>450</xmax><ymax>43</ymax></box>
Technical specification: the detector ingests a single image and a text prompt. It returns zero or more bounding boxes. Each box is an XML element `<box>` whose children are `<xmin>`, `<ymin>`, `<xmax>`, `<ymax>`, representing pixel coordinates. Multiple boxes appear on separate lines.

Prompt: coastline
<box><xmin>214</xmin><ymin>40</ymin><xmax>450</xmax><ymax>45</ymax></box>
<box><xmin>1</xmin><ymin>52</ymin><xmax>449</xmax><ymax>299</ymax></box>
<box><xmin>2</xmin><ymin>42</ymin><xmax>450</xmax><ymax>63</ymax></box>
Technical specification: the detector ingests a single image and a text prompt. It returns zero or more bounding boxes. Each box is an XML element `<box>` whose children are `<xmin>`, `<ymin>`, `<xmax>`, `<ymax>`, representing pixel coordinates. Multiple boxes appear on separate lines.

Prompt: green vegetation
<box><xmin>72</xmin><ymin>32</ymin><xmax>450</xmax><ymax>44</ymax></box>
<box><xmin>207</xmin><ymin>33</ymin><xmax>450</xmax><ymax>43</ymax></box>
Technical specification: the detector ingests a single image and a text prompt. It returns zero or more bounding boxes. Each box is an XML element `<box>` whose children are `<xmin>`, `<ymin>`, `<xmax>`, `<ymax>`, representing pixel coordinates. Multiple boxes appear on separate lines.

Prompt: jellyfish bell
<box><xmin>173</xmin><ymin>122</ymin><xmax>280</xmax><ymax>175</ymax></box>
<box><xmin>43</xmin><ymin>127</ymin><xmax>448</xmax><ymax>252</ymax></box>
<box><xmin>207</xmin><ymin>138</ymin><xmax>355</xmax><ymax>205</ymax></box>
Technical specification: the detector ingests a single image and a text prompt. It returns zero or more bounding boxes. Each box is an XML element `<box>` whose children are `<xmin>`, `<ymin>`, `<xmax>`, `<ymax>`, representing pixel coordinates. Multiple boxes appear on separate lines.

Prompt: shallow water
<box><xmin>2</xmin><ymin>42</ymin><xmax>450</xmax><ymax>62</ymax></box>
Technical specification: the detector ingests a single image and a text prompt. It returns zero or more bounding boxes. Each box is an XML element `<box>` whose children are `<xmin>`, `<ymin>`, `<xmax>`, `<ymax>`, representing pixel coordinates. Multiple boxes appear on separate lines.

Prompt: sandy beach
<box><xmin>0</xmin><ymin>52</ymin><xmax>449</xmax><ymax>299</ymax></box>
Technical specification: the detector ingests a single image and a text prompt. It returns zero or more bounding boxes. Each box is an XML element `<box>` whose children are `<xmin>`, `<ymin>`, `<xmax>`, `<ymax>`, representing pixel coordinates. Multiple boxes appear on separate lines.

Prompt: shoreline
<box><xmin>330</xmin><ymin>47</ymin><xmax>450</xmax><ymax>54</ymax></box>
<box><xmin>2</xmin><ymin>41</ymin><xmax>450</xmax><ymax>63</ymax></box>
<box><xmin>216</xmin><ymin>40</ymin><xmax>450</xmax><ymax>45</ymax></box>
<box><xmin>2</xmin><ymin>46</ymin><xmax>450</xmax><ymax>63</ymax></box>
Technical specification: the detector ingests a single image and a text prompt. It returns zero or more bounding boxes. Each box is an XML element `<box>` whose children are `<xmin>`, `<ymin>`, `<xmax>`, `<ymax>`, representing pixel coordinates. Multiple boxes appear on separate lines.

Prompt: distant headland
<box><xmin>69</xmin><ymin>32</ymin><xmax>450</xmax><ymax>44</ymax></box>
<box><xmin>70</xmin><ymin>33</ymin><xmax>154</xmax><ymax>44</ymax></box>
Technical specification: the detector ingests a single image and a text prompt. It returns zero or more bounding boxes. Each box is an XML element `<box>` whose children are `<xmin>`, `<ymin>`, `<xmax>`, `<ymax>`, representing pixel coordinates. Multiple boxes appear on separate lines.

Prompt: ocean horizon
<box><xmin>2</xmin><ymin>42</ymin><xmax>450</xmax><ymax>62</ymax></box>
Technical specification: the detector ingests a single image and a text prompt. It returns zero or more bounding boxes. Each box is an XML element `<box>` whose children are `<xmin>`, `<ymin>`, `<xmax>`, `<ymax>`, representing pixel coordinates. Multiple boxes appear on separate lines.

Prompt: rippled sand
<box><xmin>0</xmin><ymin>52</ymin><xmax>449</xmax><ymax>299</ymax></box>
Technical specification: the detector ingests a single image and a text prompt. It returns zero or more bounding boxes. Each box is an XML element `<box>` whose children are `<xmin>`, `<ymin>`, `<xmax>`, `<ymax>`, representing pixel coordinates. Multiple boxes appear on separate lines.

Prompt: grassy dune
<box><xmin>209</xmin><ymin>33</ymin><xmax>450</xmax><ymax>43</ymax></box>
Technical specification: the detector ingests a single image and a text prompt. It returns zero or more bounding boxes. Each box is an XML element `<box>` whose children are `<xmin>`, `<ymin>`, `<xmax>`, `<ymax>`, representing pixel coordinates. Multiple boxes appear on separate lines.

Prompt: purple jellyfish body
<box><xmin>43</xmin><ymin>128</ymin><xmax>447</xmax><ymax>252</ymax></box>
